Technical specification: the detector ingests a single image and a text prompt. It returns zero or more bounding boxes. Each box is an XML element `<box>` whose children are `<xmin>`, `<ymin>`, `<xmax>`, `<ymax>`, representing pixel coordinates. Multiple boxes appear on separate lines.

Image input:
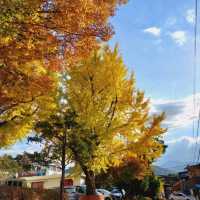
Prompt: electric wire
<box><xmin>193</xmin><ymin>0</ymin><xmax>199</xmax><ymax>163</ymax></box>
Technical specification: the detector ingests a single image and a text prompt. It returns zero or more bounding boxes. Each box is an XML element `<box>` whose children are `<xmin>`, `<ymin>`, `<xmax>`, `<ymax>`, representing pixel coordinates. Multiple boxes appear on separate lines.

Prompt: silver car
<box><xmin>64</xmin><ymin>186</ymin><xmax>112</xmax><ymax>200</ymax></box>
<box><xmin>96</xmin><ymin>189</ymin><xmax>113</xmax><ymax>200</ymax></box>
<box><xmin>169</xmin><ymin>192</ymin><xmax>195</xmax><ymax>200</ymax></box>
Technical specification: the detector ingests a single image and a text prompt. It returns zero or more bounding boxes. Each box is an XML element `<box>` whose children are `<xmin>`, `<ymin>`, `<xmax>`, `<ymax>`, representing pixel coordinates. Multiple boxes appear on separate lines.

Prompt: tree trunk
<box><xmin>71</xmin><ymin>149</ymin><xmax>96</xmax><ymax>195</ymax></box>
<box><xmin>60</xmin><ymin>133</ymin><xmax>66</xmax><ymax>200</ymax></box>
<box><xmin>85</xmin><ymin>169</ymin><xmax>96</xmax><ymax>195</ymax></box>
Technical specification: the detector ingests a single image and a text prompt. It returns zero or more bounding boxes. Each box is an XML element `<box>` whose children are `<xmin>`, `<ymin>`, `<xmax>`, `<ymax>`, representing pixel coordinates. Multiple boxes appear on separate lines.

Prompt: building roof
<box><xmin>186</xmin><ymin>164</ymin><xmax>200</xmax><ymax>170</ymax></box>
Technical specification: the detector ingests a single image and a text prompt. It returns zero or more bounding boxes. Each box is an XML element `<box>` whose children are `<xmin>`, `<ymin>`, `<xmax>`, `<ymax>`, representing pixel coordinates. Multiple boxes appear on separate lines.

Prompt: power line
<box><xmin>193</xmin><ymin>0</ymin><xmax>199</xmax><ymax>163</ymax></box>
<box><xmin>195</xmin><ymin>110</ymin><xmax>200</xmax><ymax>162</ymax></box>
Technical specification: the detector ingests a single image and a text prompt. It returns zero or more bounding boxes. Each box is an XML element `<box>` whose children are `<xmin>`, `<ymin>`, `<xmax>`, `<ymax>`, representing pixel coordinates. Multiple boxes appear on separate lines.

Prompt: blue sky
<box><xmin>1</xmin><ymin>0</ymin><xmax>200</xmax><ymax>170</ymax></box>
<box><xmin>110</xmin><ymin>0</ymin><xmax>200</xmax><ymax>168</ymax></box>
<box><xmin>111</xmin><ymin>0</ymin><xmax>197</xmax><ymax>99</ymax></box>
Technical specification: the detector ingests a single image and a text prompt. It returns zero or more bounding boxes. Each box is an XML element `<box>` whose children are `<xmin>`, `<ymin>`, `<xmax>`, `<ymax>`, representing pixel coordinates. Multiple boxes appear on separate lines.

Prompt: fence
<box><xmin>0</xmin><ymin>186</ymin><xmax>68</xmax><ymax>200</ymax></box>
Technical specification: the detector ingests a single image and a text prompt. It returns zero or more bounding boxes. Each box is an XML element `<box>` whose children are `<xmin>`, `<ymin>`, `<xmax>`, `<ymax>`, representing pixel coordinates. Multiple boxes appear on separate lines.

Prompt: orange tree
<box><xmin>0</xmin><ymin>0</ymin><xmax>127</xmax><ymax>147</ymax></box>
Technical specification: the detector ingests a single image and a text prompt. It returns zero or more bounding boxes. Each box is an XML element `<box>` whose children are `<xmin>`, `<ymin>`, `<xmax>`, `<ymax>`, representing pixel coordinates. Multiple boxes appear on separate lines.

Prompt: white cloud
<box><xmin>166</xmin><ymin>17</ymin><xmax>177</xmax><ymax>26</ymax></box>
<box><xmin>151</xmin><ymin>93</ymin><xmax>200</xmax><ymax>129</ymax></box>
<box><xmin>156</xmin><ymin>136</ymin><xmax>197</xmax><ymax>170</ymax></box>
<box><xmin>166</xmin><ymin>136</ymin><xmax>200</xmax><ymax>145</ymax></box>
<box><xmin>0</xmin><ymin>142</ymin><xmax>42</xmax><ymax>157</ymax></box>
<box><xmin>144</xmin><ymin>27</ymin><xmax>161</xmax><ymax>37</ymax></box>
<box><xmin>169</xmin><ymin>31</ymin><xmax>187</xmax><ymax>46</ymax></box>
<box><xmin>185</xmin><ymin>9</ymin><xmax>195</xmax><ymax>25</ymax></box>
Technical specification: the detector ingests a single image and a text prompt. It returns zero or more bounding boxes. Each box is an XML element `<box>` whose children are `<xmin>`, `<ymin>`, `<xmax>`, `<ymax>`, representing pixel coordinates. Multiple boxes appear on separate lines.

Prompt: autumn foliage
<box><xmin>0</xmin><ymin>1</ymin><xmax>167</xmax><ymax>198</ymax></box>
<box><xmin>0</xmin><ymin>0</ymin><xmax>127</xmax><ymax>68</ymax></box>
<box><xmin>66</xmin><ymin>47</ymin><xmax>166</xmax><ymax>194</ymax></box>
<box><xmin>66</xmin><ymin>47</ymin><xmax>166</xmax><ymax>172</ymax></box>
<box><xmin>0</xmin><ymin>0</ymin><xmax>127</xmax><ymax>147</ymax></box>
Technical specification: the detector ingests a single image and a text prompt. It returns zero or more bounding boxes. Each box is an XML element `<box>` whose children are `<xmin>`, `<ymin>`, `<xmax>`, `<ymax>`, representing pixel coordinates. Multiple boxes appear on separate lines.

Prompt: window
<box><xmin>18</xmin><ymin>182</ymin><xmax>22</xmax><ymax>187</ymax></box>
<box><xmin>31</xmin><ymin>182</ymin><xmax>44</xmax><ymax>189</ymax></box>
<box><xmin>175</xmin><ymin>193</ymin><xmax>185</xmax><ymax>197</ymax></box>
<box><xmin>64</xmin><ymin>187</ymin><xmax>76</xmax><ymax>193</ymax></box>
<box><xmin>8</xmin><ymin>181</ymin><xmax>12</xmax><ymax>186</ymax></box>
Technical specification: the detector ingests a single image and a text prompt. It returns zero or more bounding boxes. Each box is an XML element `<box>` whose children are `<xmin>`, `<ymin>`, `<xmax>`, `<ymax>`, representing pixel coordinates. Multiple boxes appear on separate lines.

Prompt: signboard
<box><xmin>64</xmin><ymin>179</ymin><xmax>73</xmax><ymax>186</ymax></box>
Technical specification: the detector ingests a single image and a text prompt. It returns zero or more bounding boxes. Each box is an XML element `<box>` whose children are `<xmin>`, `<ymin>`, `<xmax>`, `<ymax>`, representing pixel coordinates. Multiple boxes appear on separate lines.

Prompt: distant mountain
<box><xmin>160</xmin><ymin>161</ymin><xmax>186</xmax><ymax>172</ymax></box>
<box><xmin>155</xmin><ymin>136</ymin><xmax>197</xmax><ymax>173</ymax></box>
<box><xmin>158</xmin><ymin>160</ymin><xmax>195</xmax><ymax>172</ymax></box>
<box><xmin>152</xmin><ymin>165</ymin><xmax>176</xmax><ymax>176</ymax></box>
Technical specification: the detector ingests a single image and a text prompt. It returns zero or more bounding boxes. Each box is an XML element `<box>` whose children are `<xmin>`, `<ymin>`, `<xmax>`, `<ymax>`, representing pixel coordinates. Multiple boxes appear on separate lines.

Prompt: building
<box><xmin>160</xmin><ymin>175</ymin><xmax>179</xmax><ymax>199</ymax></box>
<box><xmin>18</xmin><ymin>163</ymin><xmax>62</xmax><ymax>177</ymax></box>
<box><xmin>172</xmin><ymin>164</ymin><xmax>200</xmax><ymax>199</ymax></box>
<box><xmin>178</xmin><ymin>171</ymin><xmax>189</xmax><ymax>180</ymax></box>
<box><xmin>1</xmin><ymin>163</ymin><xmax>85</xmax><ymax>190</ymax></box>
<box><xmin>187</xmin><ymin>164</ymin><xmax>200</xmax><ymax>178</ymax></box>
<box><xmin>4</xmin><ymin>173</ymin><xmax>84</xmax><ymax>190</ymax></box>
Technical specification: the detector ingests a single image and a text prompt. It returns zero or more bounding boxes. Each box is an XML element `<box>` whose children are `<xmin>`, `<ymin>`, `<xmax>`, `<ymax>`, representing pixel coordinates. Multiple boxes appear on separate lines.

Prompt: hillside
<box><xmin>152</xmin><ymin>165</ymin><xmax>176</xmax><ymax>176</ymax></box>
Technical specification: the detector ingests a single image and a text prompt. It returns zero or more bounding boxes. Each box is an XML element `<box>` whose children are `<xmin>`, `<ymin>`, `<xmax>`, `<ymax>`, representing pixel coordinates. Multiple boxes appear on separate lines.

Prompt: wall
<box><xmin>43</xmin><ymin>178</ymin><xmax>60</xmax><ymax>189</ymax></box>
<box><xmin>0</xmin><ymin>186</ymin><xmax>66</xmax><ymax>200</ymax></box>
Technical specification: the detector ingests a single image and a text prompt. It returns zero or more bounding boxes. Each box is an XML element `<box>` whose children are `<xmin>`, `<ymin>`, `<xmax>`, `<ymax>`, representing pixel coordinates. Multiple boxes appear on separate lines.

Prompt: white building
<box><xmin>4</xmin><ymin>174</ymin><xmax>84</xmax><ymax>189</ymax></box>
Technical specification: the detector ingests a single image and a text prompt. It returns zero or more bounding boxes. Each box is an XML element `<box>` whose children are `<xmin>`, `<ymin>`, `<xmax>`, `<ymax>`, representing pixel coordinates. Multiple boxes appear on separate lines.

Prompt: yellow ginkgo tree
<box><xmin>33</xmin><ymin>46</ymin><xmax>166</xmax><ymax>198</ymax></box>
<box><xmin>65</xmin><ymin>46</ymin><xmax>166</xmax><ymax>195</ymax></box>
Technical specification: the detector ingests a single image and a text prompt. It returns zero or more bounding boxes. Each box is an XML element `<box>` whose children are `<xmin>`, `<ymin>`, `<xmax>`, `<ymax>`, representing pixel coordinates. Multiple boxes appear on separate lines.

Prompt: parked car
<box><xmin>111</xmin><ymin>188</ymin><xmax>125</xmax><ymax>200</ymax></box>
<box><xmin>64</xmin><ymin>186</ymin><xmax>111</xmax><ymax>200</ymax></box>
<box><xmin>169</xmin><ymin>192</ymin><xmax>195</xmax><ymax>200</ymax></box>
<box><xmin>96</xmin><ymin>189</ymin><xmax>113</xmax><ymax>200</ymax></box>
<box><xmin>64</xmin><ymin>186</ymin><xmax>79</xmax><ymax>200</ymax></box>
